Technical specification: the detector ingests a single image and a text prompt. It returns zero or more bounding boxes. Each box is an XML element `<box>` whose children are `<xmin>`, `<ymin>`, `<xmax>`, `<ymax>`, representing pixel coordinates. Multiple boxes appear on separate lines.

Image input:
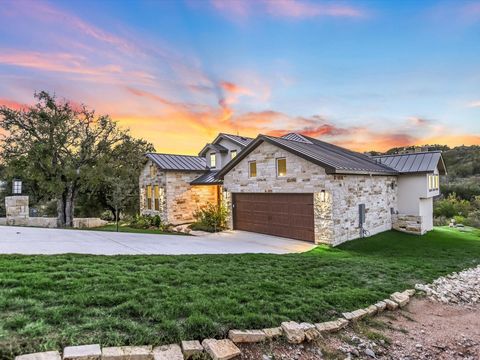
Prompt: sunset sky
<box><xmin>0</xmin><ymin>0</ymin><xmax>479</xmax><ymax>154</ymax></box>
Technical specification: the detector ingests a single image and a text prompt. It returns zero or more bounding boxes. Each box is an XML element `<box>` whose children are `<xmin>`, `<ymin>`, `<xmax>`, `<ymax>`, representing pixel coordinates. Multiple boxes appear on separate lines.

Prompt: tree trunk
<box><xmin>56</xmin><ymin>196</ymin><xmax>66</xmax><ymax>227</ymax></box>
<box><xmin>65</xmin><ymin>184</ymin><xmax>75</xmax><ymax>227</ymax></box>
<box><xmin>115</xmin><ymin>207</ymin><xmax>119</xmax><ymax>232</ymax></box>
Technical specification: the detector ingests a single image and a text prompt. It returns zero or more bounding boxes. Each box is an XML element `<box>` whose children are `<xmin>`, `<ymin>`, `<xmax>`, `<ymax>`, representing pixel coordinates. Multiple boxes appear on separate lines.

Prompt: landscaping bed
<box><xmin>0</xmin><ymin>227</ymin><xmax>479</xmax><ymax>359</ymax></box>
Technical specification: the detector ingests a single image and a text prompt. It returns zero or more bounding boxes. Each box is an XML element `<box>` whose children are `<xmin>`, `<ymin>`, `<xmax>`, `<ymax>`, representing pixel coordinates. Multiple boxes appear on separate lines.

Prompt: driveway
<box><xmin>0</xmin><ymin>226</ymin><xmax>316</xmax><ymax>255</ymax></box>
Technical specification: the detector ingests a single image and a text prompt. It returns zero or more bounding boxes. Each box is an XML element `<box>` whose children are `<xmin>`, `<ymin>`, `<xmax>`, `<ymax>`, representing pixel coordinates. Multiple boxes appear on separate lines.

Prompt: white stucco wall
<box><xmin>419</xmin><ymin>197</ymin><xmax>433</xmax><ymax>232</ymax></box>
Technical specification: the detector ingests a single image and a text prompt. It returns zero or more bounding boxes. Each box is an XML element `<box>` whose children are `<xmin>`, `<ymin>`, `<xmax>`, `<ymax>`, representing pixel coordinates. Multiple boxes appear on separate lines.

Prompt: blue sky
<box><xmin>0</xmin><ymin>0</ymin><xmax>479</xmax><ymax>153</ymax></box>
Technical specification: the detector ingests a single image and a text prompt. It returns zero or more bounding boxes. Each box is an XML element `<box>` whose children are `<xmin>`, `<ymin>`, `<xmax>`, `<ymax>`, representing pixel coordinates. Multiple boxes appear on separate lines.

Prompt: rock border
<box><xmin>15</xmin><ymin>289</ymin><xmax>416</xmax><ymax>360</ymax></box>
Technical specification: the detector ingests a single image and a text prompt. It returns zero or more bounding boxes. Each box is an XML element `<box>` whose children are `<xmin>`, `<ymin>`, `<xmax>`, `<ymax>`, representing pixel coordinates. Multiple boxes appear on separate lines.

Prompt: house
<box><xmin>140</xmin><ymin>132</ymin><xmax>446</xmax><ymax>246</ymax></box>
<box><xmin>139</xmin><ymin>133</ymin><xmax>253</xmax><ymax>225</ymax></box>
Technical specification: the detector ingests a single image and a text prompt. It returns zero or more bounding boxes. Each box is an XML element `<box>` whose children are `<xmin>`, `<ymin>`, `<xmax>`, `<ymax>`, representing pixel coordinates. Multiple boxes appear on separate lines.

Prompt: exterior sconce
<box><xmin>12</xmin><ymin>179</ymin><xmax>22</xmax><ymax>195</ymax></box>
<box><xmin>320</xmin><ymin>190</ymin><xmax>326</xmax><ymax>202</ymax></box>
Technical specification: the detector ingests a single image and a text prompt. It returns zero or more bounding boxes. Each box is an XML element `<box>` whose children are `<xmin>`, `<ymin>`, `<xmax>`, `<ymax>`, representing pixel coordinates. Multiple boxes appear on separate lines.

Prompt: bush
<box><xmin>465</xmin><ymin>210</ymin><xmax>480</xmax><ymax>228</ymax></box>
<box><xmin>453</xmin><ymin>215</ymin><xmax>465</xmax><ymax>225</ymax></box>
<box><xmin>191</xmin><ymin>203</ymin><xmax>228</xmax><ymax>232</ymax></box>
<box><xmin>434</xmin><ymin>193</ymin><xmax>471</xmax><ymax>218</ymax></box>
<box><xmin>129</xmin><ymin>214</ymin><xmax>163</xmax><ymax>230</ymax></box>
<box><xmin>433</xmin><ymin>216</ymin><xmax>448</xmax><ymax>226</ymax></box>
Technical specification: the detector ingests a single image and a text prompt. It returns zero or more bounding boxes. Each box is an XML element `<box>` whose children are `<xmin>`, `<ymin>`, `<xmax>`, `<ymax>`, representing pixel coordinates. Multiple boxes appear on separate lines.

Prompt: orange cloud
<box><xmin>0</xmin><ymin>98</ymin><xmax>28</xmax><ymax>111</ymax></box>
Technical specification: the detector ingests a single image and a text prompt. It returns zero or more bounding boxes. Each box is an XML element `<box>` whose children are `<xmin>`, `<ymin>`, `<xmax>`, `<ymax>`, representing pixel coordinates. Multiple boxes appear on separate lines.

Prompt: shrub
<box><xmin>465</xmin><ymin>210</ymin><xmax>480</xmax><ymax>228</ymax></box>
<box><xmin>191</xmin><ymin>203</ymin><xmax>228</xmax><ymax>232</ymax></box>
<box><xmin>433</xmin><ymin>216</ymin><xmax>448</xmax><ymax>226</ymax></box>
<box><xmin>129</xmin><ymin>214</ymin><xmax>163</xmax><ymax>230</ymax></box>
<box><xmin>453</xmin><ymin>215</ymin><xmax>465</xmax><ymax>225</ymax></box>
<box><xmin>434</xmin><ymin>193</ymin><xmax>471</xmax><ymax>218</ymax></box>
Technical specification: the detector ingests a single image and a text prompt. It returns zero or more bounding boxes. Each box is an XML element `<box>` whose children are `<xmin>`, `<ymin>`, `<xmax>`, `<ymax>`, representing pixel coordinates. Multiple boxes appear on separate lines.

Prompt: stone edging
<box><xmin>15</xmin><ymin>289</ymin><xmax>415</xmax><ymax>360</ymax></box>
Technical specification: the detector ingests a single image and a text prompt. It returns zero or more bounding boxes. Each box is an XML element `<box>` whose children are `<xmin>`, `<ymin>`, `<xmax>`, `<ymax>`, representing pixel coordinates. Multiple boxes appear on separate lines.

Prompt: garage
<box><xmin>232</xmin><ymin>193</ymin><xmax>315</xmax><ymax>242</ymax></box>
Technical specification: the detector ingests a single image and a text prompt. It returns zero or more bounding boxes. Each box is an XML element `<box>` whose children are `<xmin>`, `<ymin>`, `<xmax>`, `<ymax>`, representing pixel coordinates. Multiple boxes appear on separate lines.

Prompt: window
<box><xmin>149</xmin><ymin>164</ymin><xmax>156</xmax><ymax>178</ymax></box>
<box><xmin>249</xmin><ymin>161</ymin><xmax>257</xmax><ymax>177</ymax></box>
<box><xmin>154</xmin><ymin>185</ymin><xmax>160</xmax><ymax>211</ymax></box>
<box><xmin>12</xmin><ymin>180</ymin><xmax>22</xmax><ymax>194</ymax></box>
<box><xmin>428</xmin><ymin>174</ymin><xmax>439</xmax><ymax>191</ymax></box>
<box><xmin>231</xmin><ymin>150</ymin><xmax>237</xmax><ymax>159</ymax></box>
<box><xmin>210</xmin><ymin>153</ymin><xmax>216</xmax><ymax>168</ymax></box>
<box><xmin>276</xmin><ymin>158</ymin><xmax>287</xmax><ymax>177</ymax></box>
<box><xmin>146</xmin><ymin>185</ymin><xmax>152</xmax><ymax>210</ymax></box>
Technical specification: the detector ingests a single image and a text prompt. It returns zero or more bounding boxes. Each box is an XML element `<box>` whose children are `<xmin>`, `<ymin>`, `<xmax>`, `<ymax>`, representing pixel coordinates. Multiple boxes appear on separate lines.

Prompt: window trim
<box><xmin>276</xmin><ymin>157</ymin><xmax>287</xmax><ymax>177</ymax></box>
<box><xmin>210</xmin><ymin>152</ymin><xmax>216</xmax><ymax>168</ymax></box>
<box><xmin>248</xmin><ymin>160</ymin><xmax>257</xmax><ymax>178</ymax></box>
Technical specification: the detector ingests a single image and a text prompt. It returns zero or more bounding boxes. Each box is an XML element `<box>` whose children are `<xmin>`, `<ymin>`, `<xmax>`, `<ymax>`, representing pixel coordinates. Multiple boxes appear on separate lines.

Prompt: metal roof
<box><xmin>220</xmin><ymin>133</ymin><xmax>254</xmax><ymax>147</ymax></box>
<box><xmin>190</xmin><ymin>170</ymin><xmax>222</xmax><ymax>185</ymax></box>
<box><xmin>218</xmin><ymin>134</ymin><xmax>398</xmax><ymax>177</ymax></box>
<box><xmin>146</xmin><ymin>153</ymin><xmax>207</xmax><ymax>171</ymax></box>
<box><xmin>373</xmin><ymin>151</ymin><xmax>446</xmax><ymax>174</ymax></box>
<box><xmin>280</xmin><ymin>133</ymin><xmax>313</xmax><ymax>144</ymax></box>
<box><xmin>198</xmin><ymin>133</ymin><xmax>253</xmax><ymax>156</ymax></box>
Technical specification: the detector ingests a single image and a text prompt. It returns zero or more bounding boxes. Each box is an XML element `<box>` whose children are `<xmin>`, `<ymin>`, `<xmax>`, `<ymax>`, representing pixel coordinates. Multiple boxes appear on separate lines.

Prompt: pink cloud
<box><xmin>264</xmin><ymin>0</ymin><xmax>366</xmax><ymax>19</ymax></box>
<box><xmin>208</xmin><ymin>0</ymin><xmax>367</xmax><ymax>21</ymax></box>
<box><xmin>467</xmin><ymin>100</ymin><xmax>480</xmax><ymax>108</ymax></box>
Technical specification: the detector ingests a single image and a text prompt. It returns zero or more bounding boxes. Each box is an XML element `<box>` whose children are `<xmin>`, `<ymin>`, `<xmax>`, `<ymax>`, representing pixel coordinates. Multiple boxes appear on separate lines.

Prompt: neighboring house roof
<box><xmin>146</xmin><ymin>153</ymin><xmax>207</xmax><ymax>171</ymax></box>
<box><xmin>373</xmin><ymin>151</ymin><xmax>447</xmax><ymax>175</ymax></box>
<box><xmin>198</xmin><ymin>133</ymin><xmax>254</xmax><ymax>156</ymax></box>
<box><xmin>190</xmin><ymin>170</ymin><xmax>222</xmax><ymax>185</ymax></box>
<box><xmin>218</xmin><ymin>134</ymin><xmax>399</xmax><ymax>177</ymax></box>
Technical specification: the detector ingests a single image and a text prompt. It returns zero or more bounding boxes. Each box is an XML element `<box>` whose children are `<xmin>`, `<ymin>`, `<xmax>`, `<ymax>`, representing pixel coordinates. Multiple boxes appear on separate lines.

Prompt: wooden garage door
<box><xmin>232</xmin><ymin>193</ymin><xmax>315</xmax><ymax>242</ymax></box>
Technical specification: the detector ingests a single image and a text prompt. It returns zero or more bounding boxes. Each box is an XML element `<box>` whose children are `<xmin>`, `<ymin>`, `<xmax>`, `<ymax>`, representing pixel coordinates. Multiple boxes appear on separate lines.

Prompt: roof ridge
<box><xmin>146</xmin><ymin>152</ymin><xmax>203</xmax><ymax>158</ymax></box>
<box><xmin>373</xmin><ymin>150</ymin><xmax>442</xmax><ymax>158</ymax></box>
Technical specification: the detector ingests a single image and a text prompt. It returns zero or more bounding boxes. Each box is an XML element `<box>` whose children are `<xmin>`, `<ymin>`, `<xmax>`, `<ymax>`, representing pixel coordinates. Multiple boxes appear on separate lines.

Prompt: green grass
<box><xmin>90</xmin><ymin>223</ymin><xmax>182</xmax><ymax>235</ymax></box>
<box><xmin>0</xmin><ymin>227</ymin><xmax>479</xmax><ymax>358</ymax></box>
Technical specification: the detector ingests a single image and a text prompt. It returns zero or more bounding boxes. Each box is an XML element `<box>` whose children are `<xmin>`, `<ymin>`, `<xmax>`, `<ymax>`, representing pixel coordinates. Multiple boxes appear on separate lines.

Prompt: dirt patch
<box><xmin>237</xmin><ymin>298</ymin><xmax>479</xmax><ymax>359</ymax></box>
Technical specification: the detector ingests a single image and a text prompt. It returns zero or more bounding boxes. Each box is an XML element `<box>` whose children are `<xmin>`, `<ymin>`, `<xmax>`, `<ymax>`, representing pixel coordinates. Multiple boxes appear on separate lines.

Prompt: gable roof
<box><xmin>198</xmin><ymin>133</ymin><xmax>254</xmax><ymax>156</ymax></box>
<box><xmin>217</xmin><ymin>134</ymin><xmax>398</xmax><ymax>177</ymax></box>
<box><xmin>373</xmin><ymin>151</ymin><xmax>447</xmax><ymax>175</ymax></box>
<box><xmin>147</xmin><ymin>153</ymin><xmax>207</xmax><ymax>171</ymax></box>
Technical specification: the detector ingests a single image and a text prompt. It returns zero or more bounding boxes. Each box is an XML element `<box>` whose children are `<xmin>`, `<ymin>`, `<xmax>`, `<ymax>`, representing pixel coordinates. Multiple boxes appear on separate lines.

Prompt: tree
<box><xmin>79</xmin><ymin>135</ymin><xmax>154</xmax><ymax>220</ymax></box>
<box><xmin>0</xmin><ymin>91</ymin><xmax>131</xmax><ymax>227</ymax></box>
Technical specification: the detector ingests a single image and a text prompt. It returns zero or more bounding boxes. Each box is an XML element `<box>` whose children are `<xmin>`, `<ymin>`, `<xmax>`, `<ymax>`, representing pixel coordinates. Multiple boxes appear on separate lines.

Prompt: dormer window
<box><xmin>210</xmin><ymin>153</ymin><xmax>216</xmax><ymax>168</ymax></box>
<box><xmin>231</xmin><ymin>150</ymin><xmax>237</xmax><ymax>159</ymax></box>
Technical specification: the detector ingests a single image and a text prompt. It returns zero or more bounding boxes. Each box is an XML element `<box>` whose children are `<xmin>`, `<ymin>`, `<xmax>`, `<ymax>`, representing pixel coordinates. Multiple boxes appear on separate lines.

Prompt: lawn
<box><xmin>1</xmin><ymin>227</ymin><xmax>479</xmax><ymax>358</ymax></box>
<box><xmin>90</xmin><ymin>223</ymin><xmax>183</xmax><ymax>235</ymax></box>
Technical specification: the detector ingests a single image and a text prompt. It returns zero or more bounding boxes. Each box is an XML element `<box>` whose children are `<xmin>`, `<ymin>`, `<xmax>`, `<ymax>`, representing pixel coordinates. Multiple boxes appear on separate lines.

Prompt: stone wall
<box><xmin>139</xmin><ymin>161</ymin><xmax>219</xmax><ymax>225</ymax></box>
<box><xmin>223</xmin><ymin>141</ymin><xmax>398</xmax><ymax>245</ymax></box>
<box><xmin>392</xmin><ymin>214</ymin><xmax>423</xmax><ymax>235</ymax></box>
<box><xmin>5</xmin><ymin>196</ymin><xmax>29</xmax><ymax>226</ymax></box>
<box><xmin>329</xmin><ymin>174</ymin><xmax>397</xmax><ymax>246</ymax></box>
<box><xmin>166</xmin><ymin>171</ymin><xmax>218</xmax><ymax>224</ymax></box>
<box><xmin>139</xmin><ymin>160</ymin><xmax>168</xmax><ymax>223</ymax></box>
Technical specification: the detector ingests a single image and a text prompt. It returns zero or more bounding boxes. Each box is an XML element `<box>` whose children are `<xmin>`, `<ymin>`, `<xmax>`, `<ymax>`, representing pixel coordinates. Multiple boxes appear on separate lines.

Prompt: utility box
<box><xmin>359</xmin><ymin>203</ymin><xmax>366</xmax><ymax>227</ymax></box>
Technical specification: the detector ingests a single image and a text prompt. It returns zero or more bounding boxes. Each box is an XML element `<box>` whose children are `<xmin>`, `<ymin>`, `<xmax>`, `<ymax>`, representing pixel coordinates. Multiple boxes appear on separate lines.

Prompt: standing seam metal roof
<box><xmin>146</xmin><ymin>153</ymin><xmax>207</xmax><ymax>171</ymax></box>
<box><xmin>372</xmin><ymin>152</ymin><xmax>445</xmax><ymax>174</ymax></box>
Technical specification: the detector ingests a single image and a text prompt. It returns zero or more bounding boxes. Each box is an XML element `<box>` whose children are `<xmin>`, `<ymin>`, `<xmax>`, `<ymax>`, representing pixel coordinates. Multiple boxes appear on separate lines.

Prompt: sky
<box><xmin>0</xmin><ymin>0</ymin><xmax>479</xmax><ymax>154</ymax></box>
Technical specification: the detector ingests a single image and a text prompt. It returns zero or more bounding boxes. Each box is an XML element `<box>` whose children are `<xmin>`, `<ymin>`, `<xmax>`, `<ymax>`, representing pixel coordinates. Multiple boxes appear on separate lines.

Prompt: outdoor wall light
<box><xmin>320</xmin><ymin>190</ymin><xmax>326</xmax><ymax>202</ymax></box>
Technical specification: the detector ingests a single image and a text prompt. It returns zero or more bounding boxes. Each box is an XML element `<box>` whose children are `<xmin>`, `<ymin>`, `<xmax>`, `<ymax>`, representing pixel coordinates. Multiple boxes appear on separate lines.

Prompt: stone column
<box><xmin>5</xmin><ymin>195</ymin><xmax>29</xmax><ymax>226</ymax></box>
<box><xmin>314</xmin><ymin>191</ymin><xmax>334</xmax><ymax>245</ymax></box>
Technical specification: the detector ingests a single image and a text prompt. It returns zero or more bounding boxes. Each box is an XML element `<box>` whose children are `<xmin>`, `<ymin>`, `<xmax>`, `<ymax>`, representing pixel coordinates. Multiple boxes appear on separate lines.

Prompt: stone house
<box><xmin>139</xmin><ymin>133</ymin><xmax>253</xmax><ymax>225</ymax></box>
<box><xmin>140</xmin><ymin>132</ymin><xmax>446</xmax><ymax>246</ymax></box>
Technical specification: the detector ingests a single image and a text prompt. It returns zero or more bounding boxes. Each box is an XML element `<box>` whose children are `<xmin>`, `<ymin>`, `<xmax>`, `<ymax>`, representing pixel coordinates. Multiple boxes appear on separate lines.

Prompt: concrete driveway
<box><xmin>0</xmin><ymin>226</ymin><xmax>316</xmax><ymax>255</ymax></box>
